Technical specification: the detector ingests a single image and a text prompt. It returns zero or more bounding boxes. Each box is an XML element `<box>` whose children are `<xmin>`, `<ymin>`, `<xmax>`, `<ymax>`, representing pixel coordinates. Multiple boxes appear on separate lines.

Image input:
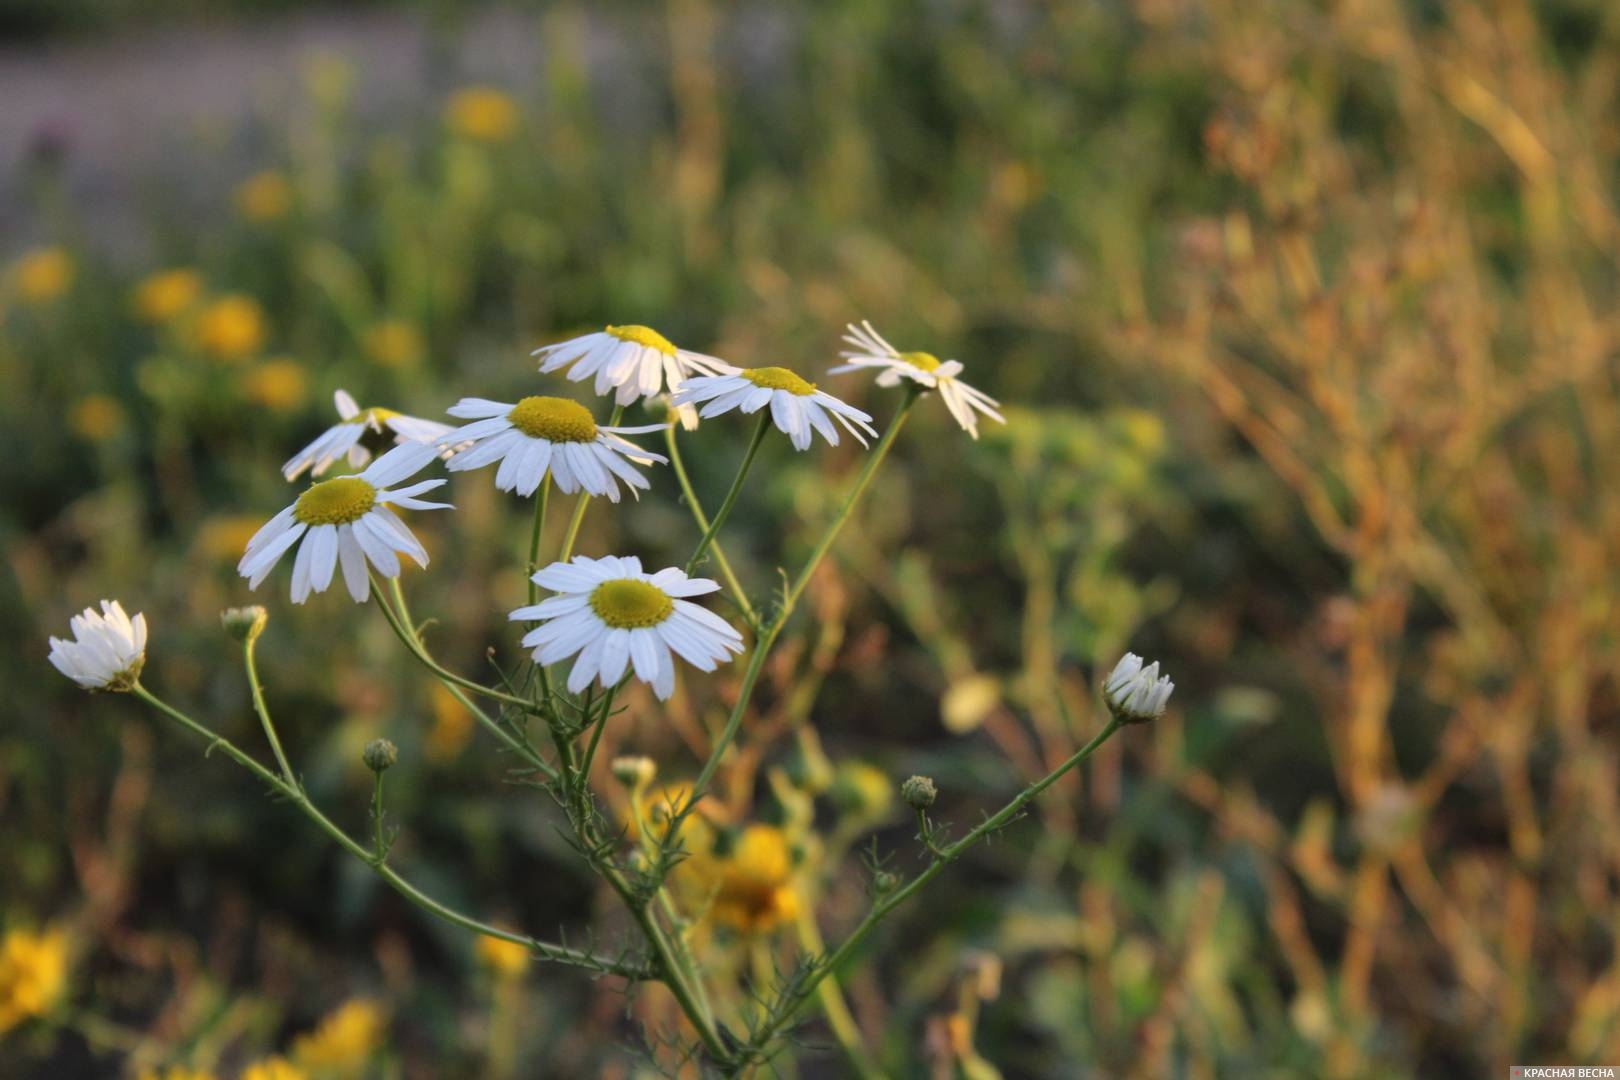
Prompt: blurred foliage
<box><xmin>4</xmin><ymin>0</ymin><xmax>1620</xmax><ymax>1075</ymax></box>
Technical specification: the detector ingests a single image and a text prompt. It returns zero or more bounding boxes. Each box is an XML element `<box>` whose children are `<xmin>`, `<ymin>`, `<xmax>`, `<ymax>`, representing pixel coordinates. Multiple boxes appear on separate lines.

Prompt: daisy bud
<box><xmin>901</xmin><ymin>774</ymin><xmax>937</xmax><ymax>810</ymax></box>
<box><xmin>872</xmin><ymin>870</ymin><xmax>899</xmax><ymax>895</ymax></box>
<box><xmin>363</xmin><ymin>738</ymin><xmax>397</xmax><ymax>773</ymax></box>
<box><xmin>1103</xmin><ymin>652</ymin><xmax>1175</xmax><ymax>723</ymax></box>
<box><xmin>220</xmin><ymin>605</ymin><xmax>268</xmax><ymax>644</ymax></box>
<box><xmin>48</xmin><ymin>600</ymin><xmax>147</xmax><ymax>693</ymax></box>
<box><xmin>611</xmin><ymin>755</ymin><xmax>657</xmax><ymax>789</ymax></box>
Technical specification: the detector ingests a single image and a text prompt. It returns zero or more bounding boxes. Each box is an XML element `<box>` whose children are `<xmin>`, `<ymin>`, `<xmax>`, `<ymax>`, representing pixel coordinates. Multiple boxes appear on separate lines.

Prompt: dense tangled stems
<box><xmin>50</xmin><ymin>320</ymin><xmax>1175</xmax><ymax>1073</ymax></box>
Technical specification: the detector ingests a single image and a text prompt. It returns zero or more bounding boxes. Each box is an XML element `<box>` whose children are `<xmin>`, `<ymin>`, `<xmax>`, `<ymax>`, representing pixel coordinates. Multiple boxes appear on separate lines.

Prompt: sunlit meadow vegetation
<box><xmin>5</xmin><ymin>0</ymin><xmax>1620</xmax><ymax>1075</ymax></box>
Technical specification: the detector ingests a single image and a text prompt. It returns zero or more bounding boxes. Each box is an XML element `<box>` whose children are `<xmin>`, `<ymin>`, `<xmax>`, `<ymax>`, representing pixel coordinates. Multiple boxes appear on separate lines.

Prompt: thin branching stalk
<box><xmin>129</xmin><ymin>682</ymin><xmax>645</xmax><ymax>979</ymax></box>
<box><xmin>686</xmin><ymin>411</ymin><xmax>771</xmax><ymax>577</ymax></box>
<box><xmin>242</xmin><ymin>635</ymin><xmax>297</xmax><ymax>788</ymax></box>
<box><xmin>727</xmin><ymin>716</ymin><xmax>1125</xmax><ymax>1073</ymax></box>
<box><xmin>665</xmin><ymin>420</ymin><xmax>756</xmax><ymax>627</ymax></box>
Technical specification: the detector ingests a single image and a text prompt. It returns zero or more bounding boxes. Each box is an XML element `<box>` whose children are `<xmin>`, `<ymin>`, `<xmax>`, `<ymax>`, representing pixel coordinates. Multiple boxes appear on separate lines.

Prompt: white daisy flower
<box><xmin>440</xmin><ymin>395</ymin><xmax>667</xmax><ymax>501</ymax></box>
<box><xmin>239</xmin><ymin>443</ymin><xmax>451</xmax><ymax>603</ymax></box>
<box><xmin>1102</xmin><ymin>652</ymin><xmax>1175</xmax><ymax>723</ymax></box>
<box><xmin>511</xmin><ymin>555</ymin><xmax>744</xmax><ymax>700</ymax></box>
<box><xmin>48</xmin><ymin>599</ymin><xmax>148</xmax><ymax>692</ymax></box>
<box><xmin>830</xmin><ymin>320</ymin><xmax>1005</xmax><ymax>439</ymax></box>
<box><xmin>669</xmin><ymin>364</ymin><xmax>877</xmax><ymax>451</ymax></box>
<box><xmin>532</xmin><ymin>324</ymin><xmax>729</xmax><ymax>428</ymax></box>
<box><xmin>282</xmin><ymin>388</ymin><xmax>457</xmax><ymax>481</ymax></box>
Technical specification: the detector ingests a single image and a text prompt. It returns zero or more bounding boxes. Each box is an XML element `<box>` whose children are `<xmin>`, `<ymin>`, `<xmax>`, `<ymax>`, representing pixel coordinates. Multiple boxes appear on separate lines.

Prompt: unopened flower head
<box><xmin>532</xmin><ymin>325</ymin><xmax>729</xmax><ymax>428</ymax></box>
<box><xmin>238</xmin><ymin>443</ymin><xmax>452</xmax><ymax>603</ymax></box>
<box><xmin>1103</xmin><ymin>652</ymin><xmax>1174</xmax><ymax>723</ymax></box>
<box><xmin>48</xmin><ymin>600</ymin><xmax>147</xmax><ymax>692</ymax></box>
<box><xmin>363</xmin><ymin>738</ymin><xmax>397</xmax><ymax>773</ymax></box>
<box><xmin>901</xmin><ymin>774</ymin><xmax>937</xmax><ymax>810</ymax></box>
<box><xmin>439</xmin><ymin>395</ymin><xmax>667</xmax><ymax>501</ymax></box>
<box><xmin>611</xmin><ymin>755</ymin><xmax>658</xmax><ymax>789</ymax></box>
<box><xmin>831</xmin><ymin>320</ymin><xmax>1005</xmax><ymax>440</ymax></box>
<box><xmin>220</xmin><ymin>605</ymin><xmax>268</xmax><ymax>644</ymax></box>
<box><xmin>510</xmin><ymin>555</ymin><xmax>744</xmax><ymax>700</ymax></box>
<box><xmin>283</xmin><ymin>389</ymin><xmax>456</xmax><ymax>481</ymax></box>
<box><xmin>670</xmin><ymin>363</ymin><xmax>878</xmax><ymax>451</ymax></box>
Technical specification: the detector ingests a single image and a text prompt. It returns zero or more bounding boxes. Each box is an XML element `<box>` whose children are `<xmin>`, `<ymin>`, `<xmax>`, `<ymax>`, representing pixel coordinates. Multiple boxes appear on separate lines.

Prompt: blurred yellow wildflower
<box><xmin>362</xmin><ymin>320</ymin><xmax>424</xmax><ymax>369</ymax></box>
<box><xmin>235</xmin><ymin>170</ymin><xmax>293</xmax><ymax>223</ymax></box>
<box><xmin>11</xmin><ymin>247</ymin><xmax>73</xmax><ymax>303</ymax></box>
<box><xmin>69</xmin><ymin>395</ymin><xmax>126</xmax><ymax>442</ymax></box>
<box><xmin>240</xmin><ymin>359</ymin><xmax>310</xmax><ymax>412</ymax></box>
<box><xmin>628</xmin><ymin>782</ymin><xmax>725</xmax><ymax>844</ymax></box>
<box><xmin>136</xmin><ymin>1069</ymin><xmax>217</xmax><ymax>1080</ymax></box>
<box><xmin>240</xmin><ymin>1056</ymin><xmax>305</xmax><ymax>1080</ymax></box>
<box><xmin>0</xmin><ymin>927</ymin><xmax>68</xmax><ymax>1033</ymax></box>
<box><xmin>193</xmin><ymin>294</ymin><xmax>267</xmax><ymax>361</ymax></box>
<box><xmin>708</xmin><ymin>824</ymin><xmax>799</xmax><ymax>934</ymax></box>
<box><xmin>475</xmin><ymin>934</ymin><xmax>531</xmax><ymax>981</ymax></box>
<box><xmin>197</xmin><ymin>514</ymin><xmax>266</xmax><ymax>562</ymax></box>
<box><xmin>830</xmin><ymin>761</ymin><xmax>892</xmax><ymax>819</ymax></box>
<box><xmin>291</xmin><ymin>998</ymin><xmax>384</xmax><ymax>1073</ymax></box>
<box><xmin>425</xmin><ymin>683</ymin><xmax>473</xmax><ymax>762</ymax></box>
<box><xmin>131</xmin><ymin>268</ymin><xmax>202</xmax><ymax>323</ymax></box>
<box><xmin>444</xmin><ymin>86</ymin><xmax>520</xmax><ymax>142</ymax></box>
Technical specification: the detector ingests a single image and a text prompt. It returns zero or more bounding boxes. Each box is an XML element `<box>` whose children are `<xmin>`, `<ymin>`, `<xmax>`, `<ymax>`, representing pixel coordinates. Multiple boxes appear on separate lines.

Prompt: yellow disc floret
<box><xmin>506</xmin><ymin>396</ymin><xmax>598</xmax><ymax>442</ymax></box>
<box><xmin>292</xmin><ymin>477</ymin><xmax>377</xmax><ymax>526</ymax></box>
<box><xmin>589</xmin><ymin>578</ymin><xmax>674</xmax><ymax>629</ymax></box>
<box><xmin>900</xmin><ymin>350</ymin><xmax>944</xmax><ymax>372</ymax></box>
<box><xmin>343</xmin><ymin>406</ymin><xmax>401</xmax><ymax>427</ymax></box>
<box><xmin>604</xmin><ymin>324</ymin><xmax>677</xmax><ymax>355</ymax></box>
<box><xmin>741</xmin><ymin>366</ymin><xmax>816</xmax><ymax>396</ymax></box>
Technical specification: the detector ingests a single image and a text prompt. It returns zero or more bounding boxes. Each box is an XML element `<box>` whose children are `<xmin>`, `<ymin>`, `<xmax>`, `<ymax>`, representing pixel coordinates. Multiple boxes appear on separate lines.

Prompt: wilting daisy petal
<box><xmin>830</xmin><ymin>320</ymin><xmax>1005</xmax><ymax>440</ymax></box>
<box><xmin>510</xmin><ymin>555</ymin><xmax>744</xmax><ymax>700</ymax></box>
<box><xmin>531</xmin><ymin>325</ymin><xmax>729</xmax><ymax>427</ymax></box>
<box><xmin>439</xmin><ymin>395</ymin><xmax>666</xmax><ymax>501</ymax></box>
<box><xmin>1102</xmin><ymin>652</ymin><xmax>1175</xmax><ymax>723</ymax></box>
<box><xmin>48</xmin><ymin>599</ymin><xmax>147</xmax><ymax>691</ymax></box>
<box><xmin>669</xmin><ymin>364</ymin><xmax>876</xmax><ymax>451</ymax></box>
<box><xmin>240</xmin><ymin>443</ymin><xmax>451</xmax><ymax>603</ymax></box>
<box><xmin>282</xmin><ymin>388</ymin><xmax>459</xmax><ymax>481</ymax></box>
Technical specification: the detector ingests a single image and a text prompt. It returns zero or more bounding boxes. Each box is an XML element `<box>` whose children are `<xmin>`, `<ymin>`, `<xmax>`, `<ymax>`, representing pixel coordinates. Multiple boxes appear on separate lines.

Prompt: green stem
<box><xmin>795</xmin><ymin>903</ymin><xmax>887</xmax><ymax>1080</ymax></box>
<box><xmin>242</xmin><ymin>637</ymin><xmax>297</xmax><ymax>788</ymax></box>
<box><xmin>130</xmin><ymin>683</ymin><xmax>635</xmax><ymax>977</ymax></box>
<box><xmin>666</xmin><ymin>421</ymin><xmax>756</xmax><ymax>626</ymax></box>
<box><xmin>371</xmin><ymin>769</ymin><xmax>387</xmax><ymax>860</ymax></box>
<box><xmin>729</xmin><ymin>717</ymin><xmax>1125</xmax><ymax>1074</ymax></box>
<box><xmin>687</xmin><ymin>388</ymin><xmax>918</xmax><ymax>800</ymax></box>
<box><xmin>686</xmin><ymin>411</ymin><xmax>770</xmax><ymax>576</ymax></box>
<box><xmin>527</xmin><ymin>473</ymin><xmax>550</xmax><ymax>605</ymax></box>
<box><xmin>370</xmin><ymin>577</ymin><xmax>557</xmax><ymax>781</ymax></box>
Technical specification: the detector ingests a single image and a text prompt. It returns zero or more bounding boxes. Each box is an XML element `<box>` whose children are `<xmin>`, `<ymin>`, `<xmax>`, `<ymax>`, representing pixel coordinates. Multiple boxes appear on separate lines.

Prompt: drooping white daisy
<box><xmin>282</xmin><ymin>389</ymin><xmax>457</xmax><ymax>480</ymax></box>
<box><xmin>48</xmin><ymin>600</ymin><xmax>148</xmax><ymax>692</ymax></box>
<box><xmin>511</xmin><ymin>555</ymin><xmax>744</xmax><ymax>700</ymax></box>
<box><xmin>439</xmin><ymin>395</ymin><xmax>667</xmax><ymax>500</ymax></box>
<box><xmin>1102</xmin><ymin>652</ymin><xmax>1175</xmax><ymax>723</ymax></box>
<box><xmin>669</xmin><ymin>365</ymin><xmax>877</xmax><ymax>451</ymax></box>
<box><xmin>239</xmin><ymin>443</ymin><xmax>451</xmax><ymax>603</ymax></box>
<box><xmin>830</xmin><ymin>321</ymin><xmax>1005</xmax><ymax>439</ymax></box>
<box><xmin>532</xmin><ymin>324</ymin><xmax>728</xmax><ymax>427</ymax></box>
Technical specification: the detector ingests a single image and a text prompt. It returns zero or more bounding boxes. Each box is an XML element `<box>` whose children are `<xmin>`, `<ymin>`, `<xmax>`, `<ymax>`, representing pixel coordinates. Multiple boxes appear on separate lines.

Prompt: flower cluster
<box><xmin>54</xmin><ymin>320</ymin><xmax>1009</xmax><ymax>704</ymax></box>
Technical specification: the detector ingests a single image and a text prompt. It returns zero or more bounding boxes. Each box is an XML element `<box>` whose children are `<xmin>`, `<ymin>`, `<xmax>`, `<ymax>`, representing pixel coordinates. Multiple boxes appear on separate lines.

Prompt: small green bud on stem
<box><xmin>221</xmin><ymin>605</ymin><xmax>268</xmax><ymax>645</ymax></box>
<box><xmin>901</xmin><ymin>774</ymin><xmax>938</xmax><ymax>810</ymax></box>
<box><xmin>363</xmin><ymin>738</ymin><xmax>398</xmax><ymax>773</ymax></box>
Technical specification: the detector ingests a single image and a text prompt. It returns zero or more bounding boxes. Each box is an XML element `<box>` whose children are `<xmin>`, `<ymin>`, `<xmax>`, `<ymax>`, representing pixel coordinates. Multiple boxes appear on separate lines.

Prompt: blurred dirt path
<box><xmin>0</xmin><ymin>7</ymin><xmax>543</xmax><ymax>246</ymax></box>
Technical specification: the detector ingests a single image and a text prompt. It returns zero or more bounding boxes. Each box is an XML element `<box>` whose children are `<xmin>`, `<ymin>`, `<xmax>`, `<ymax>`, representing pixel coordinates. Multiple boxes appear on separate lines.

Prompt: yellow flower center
<box><xmin>292</xmin><ymin>477</ymin><xmax>377</xmax><ymax>526</ymax></box>
<box><xmin>343</xmin><ymin>406</ymin><xmax>400</xmax><ymax>426</ymax></box>
<box><xmin>507</xmin><ymin>396</ymin><xmax>598</xmax><ymax>442</ymax></box>
<box><xmin>900</xmin><ymin>350</ymin><xmax>944</xmax><ymax>372</ymax></box>
<box><xmin>589</xmin><ymin>578</ymin><xmax>673</xmax><ymax>629</ymax></box>
<box><xmin>741</xmin><ymin>366</ymin><xmax>816</xmax><ymax>395</ymax></box>
<box><xmin>604</xmin><ymin>324</ymin><xmax>677</xmax><ymax>355</ymax></box>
